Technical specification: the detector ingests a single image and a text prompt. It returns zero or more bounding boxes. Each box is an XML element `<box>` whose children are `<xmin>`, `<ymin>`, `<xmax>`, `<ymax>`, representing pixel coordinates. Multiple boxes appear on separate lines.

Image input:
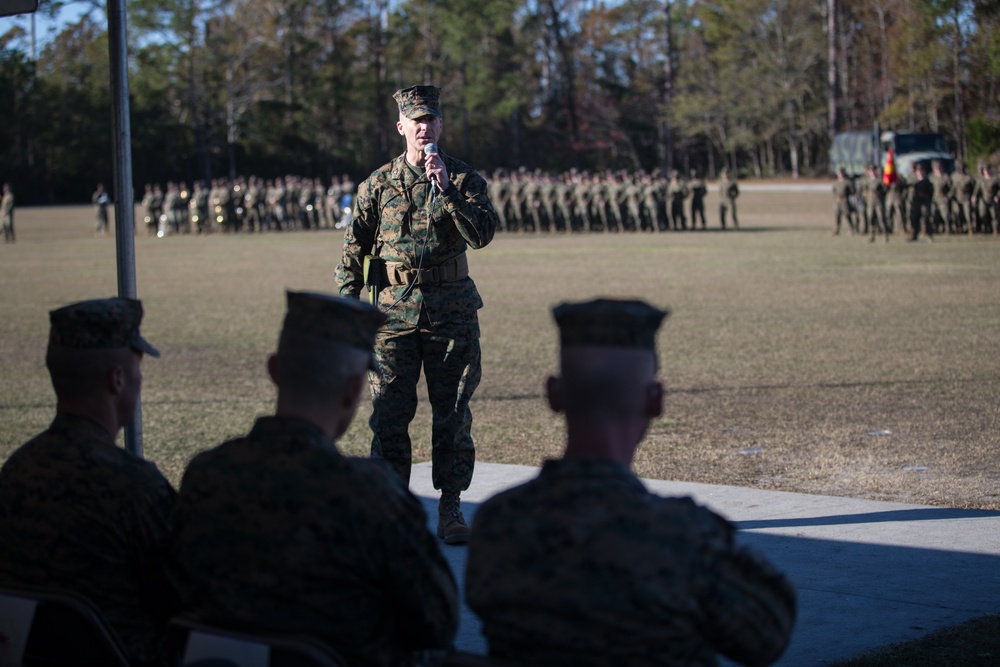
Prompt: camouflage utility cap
<box><xmin>48</xmin><ymin>297</ymin><xmax>160</xmax><ymax>357</ymax></box>
<box><xmin>553</xmin><ymin>298</ymin><xmax>669</xmax><ymax>351</ymax></box>
<box><xmin>394</xmin><ymin>85</ymin><xmax>442</xmax><ymax>119</ymax></box>
<box><xmin>280</xmin><ymin>291</ymin><xmax>386</xmax><ymax>368</ymax></box>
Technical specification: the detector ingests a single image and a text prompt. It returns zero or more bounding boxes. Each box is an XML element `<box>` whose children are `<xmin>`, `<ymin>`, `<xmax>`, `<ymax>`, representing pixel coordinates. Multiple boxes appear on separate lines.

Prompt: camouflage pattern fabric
<box><xmin>466</xmin><ymin>458</ymin><xmax>797</xmax><ymax>667</ymax></box>
<box><xmin>553</xmin><ymin>298</ymin><xmax>667</xmax><ymax>350</ymax></box>
<box><xmin>48</xmin><ymin>297</ymin><xmax>160</xmax><ymax>356</ymax></box>
<box><xmin>667</xmin><ymin>178</ymin><xmax>688</xmax><ymax>230</ymax></box>
<box><xmin>170</xmin><ymin>416</ymin><xmax>459</xmax><ymax>667</ymax></box>
<box><xmin>393</xmin><ymin>85</ymin><xmax>442</xmax><ymax>119</ymax></box>
<box><xmin>832</xmin><ymin>178</ymin><xmax>857</xmax><ymax>234</ymax></box>
<box><xmin>909</xmin><ymin>173</ymin><xmax>934</xmax><ymax>240</ymax></box>
<box><xmin>719</xmin><ymin>174</ymin><xmax>739</xmax><ymax>229</ymax></box>
<box><xmin>1</xmin><ymin>186</ymin><xmax>14</xmax><ymax>242</ymax></box>
<box><xmin>689</xmin><ymin>175</ymin><xmax>708</xmax><ymax>229</ymax></box>
<box><xmin>334</xmin><ymin>151</ymin><xmax>497</xmax><ymax>490</ymax></box>
<box><xmin>0</xmin><ymin>413</ymin><xmax>179</xmax><ymax>667</ymax></box>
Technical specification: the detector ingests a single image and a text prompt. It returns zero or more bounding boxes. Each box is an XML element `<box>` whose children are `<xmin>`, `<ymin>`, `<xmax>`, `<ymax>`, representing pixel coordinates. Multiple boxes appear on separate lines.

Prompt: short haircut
<box><xmin>273</xmin><ymin>338</ymin><xmax>369</xmax><ymax>401</ymax></box>
<box><xmin>46</xmin><ymin>346</ymin><xmax>133</xmax><ymax>399</ymax></box>
<box><xmin>559</xmin><ymin>347</ymin><xmax>657</xmax><ymax>418</ymax></box>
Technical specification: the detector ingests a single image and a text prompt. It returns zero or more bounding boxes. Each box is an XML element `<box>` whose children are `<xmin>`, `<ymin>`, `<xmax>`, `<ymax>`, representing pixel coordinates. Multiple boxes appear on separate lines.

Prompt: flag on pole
<box><xmin>883</xmin><ymin>147</ymin><xmax>898</xmax><ymax>185</ymax></box>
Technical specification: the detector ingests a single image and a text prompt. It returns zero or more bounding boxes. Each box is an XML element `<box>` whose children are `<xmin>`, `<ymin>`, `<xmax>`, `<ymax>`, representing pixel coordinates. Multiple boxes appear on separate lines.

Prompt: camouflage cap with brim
<box><xmin>393</xmin><ymin>84</ymin><xmax>442</xmax><ymax>119</ymax></box>
<box><xmin>280</xmin><ymin>291</ymin><xmax>387</xmax><ymax>370</ymax></box>
<box><xmin>48</xmin><ymin>297</ymin><xmax>160</xmax><ymax>357</ymax></box>
<box><xmin>553</xmin><ymin>298</ymin><xmax>669</xmax><ymax>351</ymax></box>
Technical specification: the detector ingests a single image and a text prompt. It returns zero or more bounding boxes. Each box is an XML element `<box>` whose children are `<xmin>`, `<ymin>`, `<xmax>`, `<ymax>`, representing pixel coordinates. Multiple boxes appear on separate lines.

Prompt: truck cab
<box><xmin>830</xmin><ymin>130</ymin><xmax>955</xmax><ymax>180</ymax></box>
<box><xmin>882</xmin><ymin>132</ymin><xmax>955</xmax><ymax>179</ymax></box>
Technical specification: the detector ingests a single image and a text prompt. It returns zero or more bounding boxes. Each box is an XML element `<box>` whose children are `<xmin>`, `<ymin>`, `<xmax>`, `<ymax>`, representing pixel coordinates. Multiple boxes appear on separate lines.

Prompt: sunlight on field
<box><xmin>2</xmin><ymin>190</ymin><xmax>999</xmax><ymax>509</ymax></box>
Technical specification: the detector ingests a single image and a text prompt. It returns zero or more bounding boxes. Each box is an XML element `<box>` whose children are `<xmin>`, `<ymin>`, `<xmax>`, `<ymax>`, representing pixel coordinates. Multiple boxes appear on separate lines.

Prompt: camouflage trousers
<box><xmin>369</xmin><ymin>327</ymin><xmax>480</xmax><ymax>493</ymax></box>
<box><xmin>720</xmin><ymin>199</ymin><xmax>739</xmax><ymax>229</ymax></box>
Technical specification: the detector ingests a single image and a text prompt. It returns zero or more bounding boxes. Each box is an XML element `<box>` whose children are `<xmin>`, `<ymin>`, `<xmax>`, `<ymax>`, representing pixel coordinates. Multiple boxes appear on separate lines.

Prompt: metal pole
<box><xmin>107</xmin><ymin>0</ymin><xmax>143</xmax><ymax>458</ymax></box>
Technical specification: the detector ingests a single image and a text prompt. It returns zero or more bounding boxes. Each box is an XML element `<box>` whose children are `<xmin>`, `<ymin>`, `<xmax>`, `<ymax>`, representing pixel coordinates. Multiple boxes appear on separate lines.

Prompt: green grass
<box><xmin>2</xmin><ymin>193</ymin><xmax>999</xmax><ymax>513</ymax></box>
<box><xmin>2</xmin><ymin>191</ymin><xmax>999</xmax><ymax>662</ymax></box>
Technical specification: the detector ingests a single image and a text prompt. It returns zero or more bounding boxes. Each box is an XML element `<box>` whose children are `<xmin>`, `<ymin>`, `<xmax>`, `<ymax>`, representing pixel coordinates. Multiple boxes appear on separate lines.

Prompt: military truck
<box><xmin>830</xmin><ymin>129</ymin><xmax>955</xmax><ymax>179</ymax></box>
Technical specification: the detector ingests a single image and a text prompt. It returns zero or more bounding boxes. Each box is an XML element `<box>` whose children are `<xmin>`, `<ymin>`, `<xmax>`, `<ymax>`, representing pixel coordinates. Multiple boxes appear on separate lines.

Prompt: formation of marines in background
<box><xmin>487</xmin><ymin>167</ymin><xmax>739</xmax><ymax>233</ymax></box>
<box><xmin>136</xmin><ymin>168</ymin><xmax>740</xmax><ymax>237</ymax></box>
<box><xmin>833</xmin><ymin>160</ymin><xmax>1000</xmax><ymax>242</ymax></box>
<box><xmin>139</xmin><ymin>174</ymin><xmax>357</xmax><ymax>236</ymax></box>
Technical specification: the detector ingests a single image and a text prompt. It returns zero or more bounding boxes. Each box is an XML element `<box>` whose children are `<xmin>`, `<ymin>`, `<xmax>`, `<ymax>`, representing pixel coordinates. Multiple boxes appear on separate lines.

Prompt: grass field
<box><xmin>1</xmin><ymin>189</ymin><xmax>999</xmax><ymax>513</ymax></box>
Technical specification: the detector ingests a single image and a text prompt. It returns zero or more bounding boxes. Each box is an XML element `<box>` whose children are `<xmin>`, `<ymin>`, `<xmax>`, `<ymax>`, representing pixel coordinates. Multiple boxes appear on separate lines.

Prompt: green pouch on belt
<box><xmin>363</xmin><ymin>255</ymin><xmax>382</xmax><ymax>305</ymax></box>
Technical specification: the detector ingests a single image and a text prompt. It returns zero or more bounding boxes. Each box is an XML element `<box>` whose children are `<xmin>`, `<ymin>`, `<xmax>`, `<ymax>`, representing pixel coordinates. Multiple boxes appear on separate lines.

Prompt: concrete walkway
<box><xmin>410</xmin><ymin>461</ymin><xmax>1000</xmax><ymax>665</ymax></box>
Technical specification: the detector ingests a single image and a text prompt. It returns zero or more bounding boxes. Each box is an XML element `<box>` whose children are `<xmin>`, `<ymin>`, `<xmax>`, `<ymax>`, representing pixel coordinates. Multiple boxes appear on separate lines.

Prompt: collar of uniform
<box><xmin>49</xmin><ymin>411</ymin><xmax>117</xmax><ymax>446</ymax></box>
<box><xmin>539</xmin><ymin>457</ymin><xmax>645</xmax><ymax>491</ymax></box>
<box><xmin>248</xmin><ymin>415</ymin><xmax>339</xmax><ymax>454</ymax></box>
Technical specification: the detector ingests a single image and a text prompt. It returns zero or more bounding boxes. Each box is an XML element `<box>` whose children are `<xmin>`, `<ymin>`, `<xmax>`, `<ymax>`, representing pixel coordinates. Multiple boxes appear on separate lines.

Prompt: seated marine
<box><xmin>466</xmin><ymin>298</ymin><xmax>797</xmax><ymax>667</ymax></box>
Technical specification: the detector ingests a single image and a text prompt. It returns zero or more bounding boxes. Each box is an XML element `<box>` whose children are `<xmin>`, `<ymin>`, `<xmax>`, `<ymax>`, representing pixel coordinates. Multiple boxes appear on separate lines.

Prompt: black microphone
<box><xmin>424</xmin><ymin>143</ymin><xmax>440</xmax><ymax>194</ymax></box>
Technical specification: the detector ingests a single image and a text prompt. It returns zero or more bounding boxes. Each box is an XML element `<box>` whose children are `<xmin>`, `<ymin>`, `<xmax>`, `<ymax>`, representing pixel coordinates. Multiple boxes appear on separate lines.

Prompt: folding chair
<box><xmin>0</xmin><ymin>585</ymin><xmax>131</xmax><ymax>667</ymax></box>
<box><xmin>169</xmin><ymin>616</ymin><xmax>346</xmax><ymax>667</ymax></box>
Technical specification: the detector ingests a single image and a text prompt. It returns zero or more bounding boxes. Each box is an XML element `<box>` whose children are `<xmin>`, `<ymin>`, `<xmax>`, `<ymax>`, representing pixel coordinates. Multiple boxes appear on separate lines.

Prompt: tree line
<box><xmin>1</xmin><ymin>0</ymin><xmax>998</xmax><ymax>206</ymax></box>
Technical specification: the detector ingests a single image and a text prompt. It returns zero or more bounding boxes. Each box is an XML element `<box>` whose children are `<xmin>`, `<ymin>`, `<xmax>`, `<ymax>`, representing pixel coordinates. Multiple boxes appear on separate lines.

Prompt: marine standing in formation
<box><xmin>975</xmin><ymin>164</ymin><xmax>999</xmax><ymax>234</ymax></box>
<box><xmin>950</xmin><ymin>163</ymin><xmax>976</xmax><ymax>235</ymax></box>
<box><xmin>667</xmin><ymin>171</ymin><xmax>689</xmax><ymax>230</ymax></box>
<box><xmin>929</xmin><ymin>160</ymin><xmax>953</xmax><ymax>234</ymax></box>
<box><xmin>1</xmin><ymin>182</ymin><xmax>14</xmax><ymax>243</ymax></box>
<box><xmin>719</xmin><ymin>167</ymin><xmax>740</xmax><ymax>229</ymax></box>
<box><xmin>861</xmin><ymin>164</ymin><xmax>888</xmax><ymax>243</ymax></box>
<box><xmin>93</xmin><ymin>183</ymin><xmax>111</xmax><ymax>236</ymax></box>
<box><xmin>688</xmin><ymin>169</ymin><xmax>708</xmax><ymax>230</ymax></box>
<box><xmin>334</xmin><ymin>84</ymin><xmax>498</xmax><ymax>545</ymax></box>
<box><xmin>832</xmin><ymin>168</ymin><xmax>858</xmax><ymax>235</ymax></box>
<box><xmin>908</xmin><ymin>163</ymin><xmax>934</xmax><ymax>242</ymax></box>
<box><xmin>466</xmin><ymin>298</ymin><xmax>797</xmax><ymax>667</ymax></box>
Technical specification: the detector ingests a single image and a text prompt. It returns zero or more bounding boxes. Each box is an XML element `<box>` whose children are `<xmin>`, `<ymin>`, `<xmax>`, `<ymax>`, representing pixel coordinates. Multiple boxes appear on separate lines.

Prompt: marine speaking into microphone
<box><xmin>424</xmin><ymin>142</ymin><xmax>441</xmax><ymax>198</ymax></box>
<box><xmin>333</xmin><ymin>84</ymin><xmax>499</xmax><ymax>545</ymax></box>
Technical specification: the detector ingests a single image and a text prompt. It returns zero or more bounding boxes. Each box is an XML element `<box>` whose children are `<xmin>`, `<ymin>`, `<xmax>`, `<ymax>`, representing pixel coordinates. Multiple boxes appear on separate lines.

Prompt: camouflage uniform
<box><xmin>0</xmin><ymin>298</ymin><xmax>175</xmax><ymax>667</ymax></box>
<box><xmin>507</xmin><ymin>172</ymin><xmax>525</xmax><ymax>232</ymax></box>
<box><xmin>950</xmin><ymin>165</ymin><xmax>975</xmax><ymax>234</ymax></box>
<box><xmin>0</xmin><ymin>414</ymin><xmax>177</xmax><ymax>666</ymax></box>
<box><xmin>908</xmin><ymin>168</ymin><xmax>934</xmax><ymax>241</ymax></box>
<box><xmin>667</xmin><ymin>174</ymin><xmax>688</xmax><ymax>230</ymax></box>
<box><xmin>334</xmin><ymin>88</ymin><xmax>497</xmax><ymax>499</ymax></box>
<box><xmin>93</xmin><ymin>184</ymin><xmax>111</xmax><ymax>234</ymax></box>
<box><xmin>688</xmin><ymin>172</ymin><xmax>707</xmax><ymax>230</ymax></box>
<box><xmin>468</xmin><ymin>298</ymin><xmax>796</xmax><ymax>666</ymax></box>
<box><xmin>719</xmin><ymin>170</ymin><xmax>739</xmax><ymax>229</ymax></box>
<box><xmin>832</xmin><ymin>171</ymin><xmax>857</xmax><ymax>235</ymax></box>
<box><xmin>641</xmin><ymin>176</ymin><xmax>663</xmax><ymax>232</ymax></box>
<box><xmin>974</xmin><ymin>166</ymin><xmax>999</xmax><ymax>234</ymax></box>
<box><xmin>539</xmin><ymin>175</ymin><xmax>558</xmax><ymax>232</ymax></box>
<box><xmin>862</xmin><ymin>167</ymin><xmax>888</xmax><ymax>242</ymax></box>
<box><xmin>522</xmin><ymin>174</ymin><xmax>542</xmax><ymax>232</ymax></box>
<box><xmin>467</xmin><ymin>458</ymin><xmax>795</xmax><ymax>667</ymax></box>
<box><xmin>2</xmin><ymin>183</ymin><xmax>15</xmax><ymax>242</ymax></box>
<box><xmin>189</xmin><ymin>181</ymin><xmax>209</xmax><ymax>233</ymax></box>
<box><xmin>885</xmin><ymin>177</ymin><xmax>908</xmax><ymax>235</ymax></box>
<box><xmin>929</xmin><ymin>163</ymin><xmax>953</xmax><ymax>234</ymax></box>
<box><xmin>170</xmin><ymin>416</ymin><xmax>458</xmax><ymax>667</ymax></box>
<box><xmin>555</xmin><ymin>177</ymin><xmax>574</xmax><ymax>232</ymax></box>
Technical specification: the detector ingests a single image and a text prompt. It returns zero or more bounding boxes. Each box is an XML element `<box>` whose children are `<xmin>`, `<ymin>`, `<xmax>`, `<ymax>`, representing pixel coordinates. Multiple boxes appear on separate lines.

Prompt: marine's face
<box><xmin>397</xmin><ymin>113</ymin><xmax>443</xmax><ymax>154</ymax></box>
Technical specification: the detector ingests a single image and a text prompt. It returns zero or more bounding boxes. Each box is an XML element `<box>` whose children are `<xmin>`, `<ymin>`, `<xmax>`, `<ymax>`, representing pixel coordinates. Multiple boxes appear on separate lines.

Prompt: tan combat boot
<box><xmin>437</xmin><ymin>491</ymin><xmax>470</xmax><ymax>545</ymax></box>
